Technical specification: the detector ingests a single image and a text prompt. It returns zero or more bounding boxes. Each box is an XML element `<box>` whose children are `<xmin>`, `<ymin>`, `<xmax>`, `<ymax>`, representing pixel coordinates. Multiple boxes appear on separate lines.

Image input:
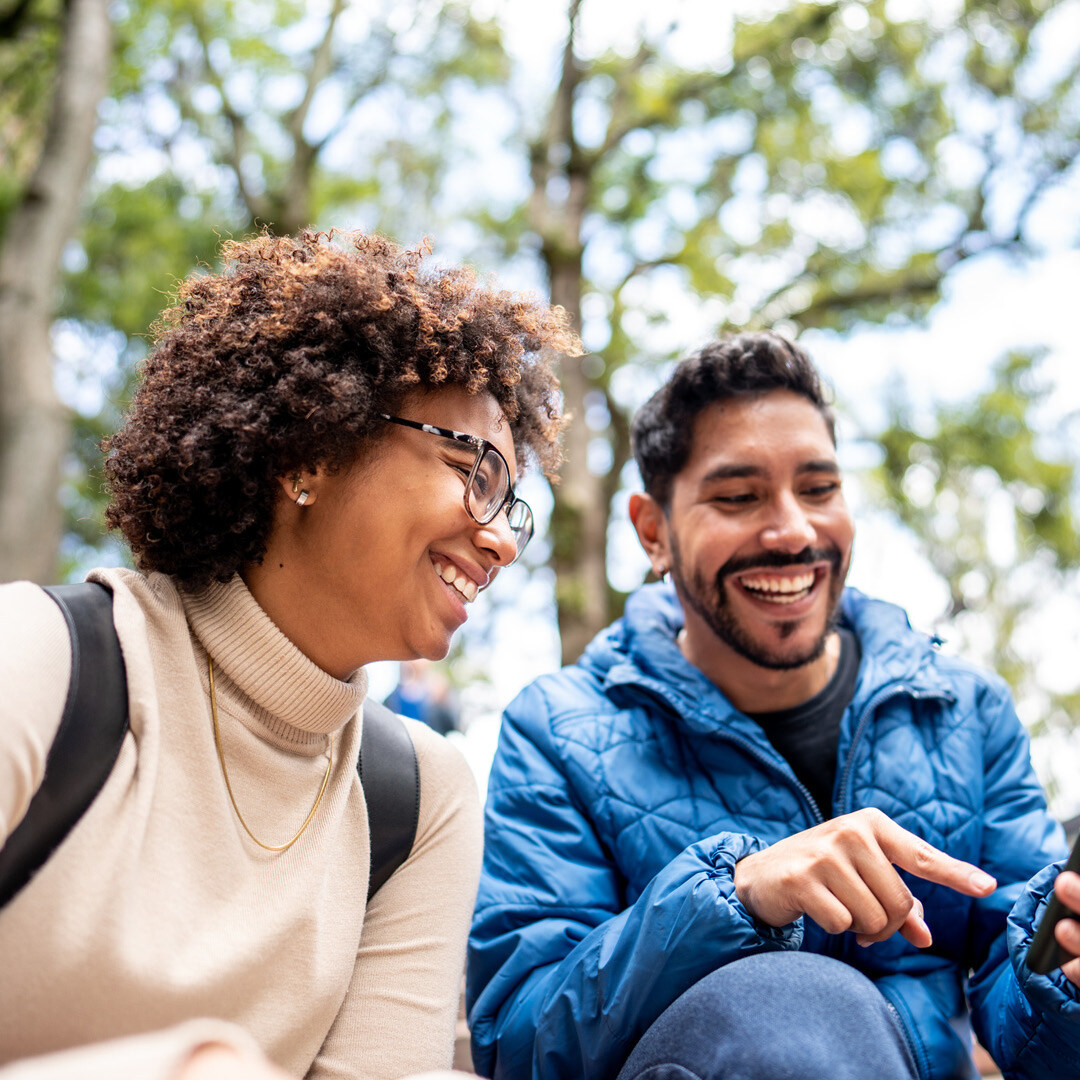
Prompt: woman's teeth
<box><xmin>739</xmin><ymin>570</ymin><xmax>815</xmax><ymax>604</ymax></box>
<box><xmin>432</xmin><ymin>559</ymin><xmax>478</xmax><ymax>602</ymax></box>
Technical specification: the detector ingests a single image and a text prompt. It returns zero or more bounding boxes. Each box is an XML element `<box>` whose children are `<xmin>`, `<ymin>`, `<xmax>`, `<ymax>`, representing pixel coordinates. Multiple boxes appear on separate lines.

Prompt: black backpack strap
<box><xmin>0</xmin><ymin>582</ymin><xmax>417</xmax><ymax>907</ymax></box>
<box><xmin>358</xmin><ymin>699</ymin><xmax>420</xmax><ymax>901</ymax></box>
<box><xmin>0</xmin><ymin>582</ymin><xmax>128</xmax><ymax>909</ymax></box>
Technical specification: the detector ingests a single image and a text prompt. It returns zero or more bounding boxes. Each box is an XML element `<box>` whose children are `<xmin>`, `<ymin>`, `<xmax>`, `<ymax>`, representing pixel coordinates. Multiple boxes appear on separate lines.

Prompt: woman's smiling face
<box><xmin>247</xmin><ymin>386</ymin><xmax>520</xmax><ymax>678</ymax></box>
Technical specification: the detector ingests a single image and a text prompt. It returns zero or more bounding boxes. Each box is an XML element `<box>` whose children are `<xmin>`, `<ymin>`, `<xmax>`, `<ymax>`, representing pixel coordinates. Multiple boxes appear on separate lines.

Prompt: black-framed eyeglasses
<box><xmin>381</xmin><ymin>414</ymin><xmax>534</xmax><ymax>562</ymax></box>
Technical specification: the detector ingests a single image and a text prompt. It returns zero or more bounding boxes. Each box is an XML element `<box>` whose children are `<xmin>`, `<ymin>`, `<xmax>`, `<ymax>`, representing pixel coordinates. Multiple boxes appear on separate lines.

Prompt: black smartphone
<box><xmin>1026</xmin><ymin>833</ymin><xmax>1080</xmax><ymax>975</ymax></box>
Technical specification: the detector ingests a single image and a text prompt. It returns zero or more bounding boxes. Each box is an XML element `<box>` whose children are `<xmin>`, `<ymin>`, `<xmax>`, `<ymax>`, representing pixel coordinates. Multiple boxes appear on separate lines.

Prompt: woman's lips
<box><xmin>432</xmin><ymin>557</ymin><xmax>479</xmax><ymax>602</ymax></box>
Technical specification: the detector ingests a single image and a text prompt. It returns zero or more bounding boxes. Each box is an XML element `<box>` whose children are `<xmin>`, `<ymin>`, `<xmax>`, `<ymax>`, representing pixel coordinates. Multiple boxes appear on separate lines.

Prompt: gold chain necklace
<box><xmin>209</xmin><ymin>655</ymin><xmax>333</xmax><ymax>853</ymax></box>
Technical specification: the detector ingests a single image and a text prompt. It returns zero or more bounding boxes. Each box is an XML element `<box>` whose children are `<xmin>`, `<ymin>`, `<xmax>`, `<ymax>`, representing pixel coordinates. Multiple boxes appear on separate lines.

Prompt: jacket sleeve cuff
<box><xmin>984</xmin><ymin>863</ymin><xmax>1080</xmax><ymax>1073</ymax></box>
<box><xmin>702</xmin><ymin>831</ymin><xmax>803</xmax><ymax>949</ymax></box>
<box><xmin>1010</xmin><ymin>863</ymin><xmax>1080</xmax><ymax>1008</ymax></box>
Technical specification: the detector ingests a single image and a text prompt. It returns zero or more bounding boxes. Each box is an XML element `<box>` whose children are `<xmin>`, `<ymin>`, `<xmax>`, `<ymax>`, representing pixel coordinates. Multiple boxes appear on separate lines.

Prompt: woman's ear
<box><xmin>628</xmin><ymin>493</ymin><xmax>671</xmax><ymax>579</ymax></box>
<box><xmin>278</xmin><ymin>471</ymin><xmax>318</xmax><ymax>508</ymax></box>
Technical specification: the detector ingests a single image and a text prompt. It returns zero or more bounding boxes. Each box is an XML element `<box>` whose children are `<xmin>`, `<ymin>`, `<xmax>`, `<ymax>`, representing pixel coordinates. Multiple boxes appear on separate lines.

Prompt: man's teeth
<box><xmin>739</xmin><ymin>570</ymin><xmax>815</xmax><ymax>604</ymax></box>
<box><xmin>432</xmin><ymin>560</ymin><xmax>478</xmax><ymax>602</ymax></box>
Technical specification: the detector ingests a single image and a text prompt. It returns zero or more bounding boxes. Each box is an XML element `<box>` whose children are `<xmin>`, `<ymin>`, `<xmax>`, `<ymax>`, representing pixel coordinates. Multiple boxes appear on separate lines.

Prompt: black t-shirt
<box><xmin>745</xmin><ymin>628</ymin><xmax>860</xmax><ymax>819</ymax></box>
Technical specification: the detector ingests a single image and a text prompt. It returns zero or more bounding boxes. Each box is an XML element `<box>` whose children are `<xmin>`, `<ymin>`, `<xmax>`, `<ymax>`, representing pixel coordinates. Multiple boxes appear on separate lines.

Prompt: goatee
<box><xmin>669</xmin><ymin>541</ymin><xmax>844</xmax><ymax>671</ymax></box>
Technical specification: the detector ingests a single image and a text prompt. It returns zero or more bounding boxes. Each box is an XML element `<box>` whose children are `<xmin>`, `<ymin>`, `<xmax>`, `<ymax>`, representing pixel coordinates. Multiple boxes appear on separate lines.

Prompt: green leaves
<box><xmin>4</xmin><ymin>0</ymin><xmax>1080</xmax><ymax>711</ymax></box>
<box><xmin>872</xmin><ymin>349</ymin><xmax>1080</xmax><ymax>763</ymax></box>
<box><xmin>63</xmin><ymin>176</ymin><xmax>225</xmax><ymax>337</ymax></box>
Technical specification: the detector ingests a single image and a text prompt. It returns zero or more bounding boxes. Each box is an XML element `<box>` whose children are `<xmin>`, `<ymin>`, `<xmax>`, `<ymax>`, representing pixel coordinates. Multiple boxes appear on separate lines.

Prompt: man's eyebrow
<box><xmin>700</xmin><ymin>459</ymin><xmax>840</xmax><ymax>483</ymax></box>
<box><xmin>700</xmin><ymin>463</ymin><xmax>763</xmax><ymax>482</ymax></box>
<box><xmin>797</xmin><ymin>460</ymin><xmax>841</xmax><ymax>476</ymax></box>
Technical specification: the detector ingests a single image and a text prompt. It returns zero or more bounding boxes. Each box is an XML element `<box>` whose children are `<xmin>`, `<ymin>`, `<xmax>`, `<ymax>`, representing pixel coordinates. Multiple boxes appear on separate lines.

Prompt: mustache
<box><xmin>717</xmin><ymin>547</ymin><xmax>843</xmax><ymax>581</ymax></box>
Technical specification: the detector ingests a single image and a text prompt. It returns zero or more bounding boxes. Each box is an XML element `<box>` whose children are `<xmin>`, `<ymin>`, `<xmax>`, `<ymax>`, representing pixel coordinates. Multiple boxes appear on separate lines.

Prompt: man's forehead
<box><xmin>683</xmin><ymin>391</ymin><xmax>838</xmax><ymax>474</ymax></box>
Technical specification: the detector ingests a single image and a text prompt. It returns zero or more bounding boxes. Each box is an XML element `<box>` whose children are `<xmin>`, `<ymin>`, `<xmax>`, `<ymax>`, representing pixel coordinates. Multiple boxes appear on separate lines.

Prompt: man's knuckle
<box><xmin>910</xmin><ymin>839</ymin><xmax>937</xmax><ymax>872</ymax></box>
<box><xmin>823</xmin><ymin>911</ymin><xmax>853</xmax><ymax>935</ymax></box>
<box><xmin>863</xmin><ymin>910</ymin><xmax>888</xmax><ymax>935</ymax></box>
<box><xmin>833</xmin><ymin>820</ymin><xmax>864</xmax><ymax>846</ymax></box>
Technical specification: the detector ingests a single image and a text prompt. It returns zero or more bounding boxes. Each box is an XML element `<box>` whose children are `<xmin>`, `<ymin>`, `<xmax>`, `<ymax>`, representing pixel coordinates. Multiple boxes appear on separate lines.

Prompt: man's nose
<box><xmin>759</xmin><ymin>493</ymin><xmax>816</xmax><ymax>552</ymax></box>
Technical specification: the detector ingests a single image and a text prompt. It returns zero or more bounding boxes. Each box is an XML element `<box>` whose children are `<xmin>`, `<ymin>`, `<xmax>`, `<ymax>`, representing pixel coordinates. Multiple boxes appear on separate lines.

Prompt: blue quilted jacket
<box><xmin>468</xmin><ymin>584</ymin><xmax>1078</xmax><ymax>1080</ymax></box>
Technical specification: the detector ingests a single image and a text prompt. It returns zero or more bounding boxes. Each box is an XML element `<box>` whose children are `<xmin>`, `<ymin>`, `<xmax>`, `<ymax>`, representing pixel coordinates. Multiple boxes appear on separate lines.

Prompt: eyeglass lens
<box><xmin>468</xmin><ymin>448</ymin><xmax>533</xmax><ymax>554</ymax></box>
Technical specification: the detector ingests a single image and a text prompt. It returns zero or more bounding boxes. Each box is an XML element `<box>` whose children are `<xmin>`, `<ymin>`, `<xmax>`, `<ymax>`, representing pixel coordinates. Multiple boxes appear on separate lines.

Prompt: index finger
<box><xmin>873</xmin><ymin>814</ymin><xmax>996</xmax><ymax>897</ymax></box>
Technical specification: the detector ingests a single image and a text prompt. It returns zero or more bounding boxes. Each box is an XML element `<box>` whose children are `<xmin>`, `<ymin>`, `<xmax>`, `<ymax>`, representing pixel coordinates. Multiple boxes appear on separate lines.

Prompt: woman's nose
<box><xmin>475</xmin><ymin>507</ymin><xmax>518</xmax><ymax>567</ymax></box>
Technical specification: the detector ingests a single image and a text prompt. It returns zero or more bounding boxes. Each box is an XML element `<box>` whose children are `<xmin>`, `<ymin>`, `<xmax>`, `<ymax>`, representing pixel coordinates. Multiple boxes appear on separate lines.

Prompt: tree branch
<box><xmin>310</xmin><ymin>24</ymin><xmax>397</xmax><ymax>156</ymax></box>
<box><xmin>1007</xmin><ymin>141</ymin><xmax>1080</xmax><ymax>249</ymax></box>
<box><xmin>550</xmin><ymin>0</ymin><xmax>584</xmax><ymax>155</ymax></box>
<box><xmin>188</xmin><ymin>9</ymin><xmax>269</xmax><ymax>225</ymax></box>
<box><xmin>286</xmin><ymin>0</ymin><xmax>346</xmax><ymax>148</ymax></box>
<box><xmin>528</xmin><ymin>0</ymin><xmax>586</xmax><ymax>253</ymax></box>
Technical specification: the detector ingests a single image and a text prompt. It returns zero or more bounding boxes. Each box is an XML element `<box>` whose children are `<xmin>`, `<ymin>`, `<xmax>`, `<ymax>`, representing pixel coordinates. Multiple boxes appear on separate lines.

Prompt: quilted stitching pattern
<box><xmin>468</xmin><ymin>584</ymin><xmax>1073</xmax><ymax>1080</ymax></box>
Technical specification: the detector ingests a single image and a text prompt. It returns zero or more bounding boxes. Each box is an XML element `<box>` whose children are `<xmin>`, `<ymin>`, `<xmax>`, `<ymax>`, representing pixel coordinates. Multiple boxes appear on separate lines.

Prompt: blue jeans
<box><xmin>615</xmin><ymin>952</ymin><xmax>918</xmax><ymax>1080</ymax></box>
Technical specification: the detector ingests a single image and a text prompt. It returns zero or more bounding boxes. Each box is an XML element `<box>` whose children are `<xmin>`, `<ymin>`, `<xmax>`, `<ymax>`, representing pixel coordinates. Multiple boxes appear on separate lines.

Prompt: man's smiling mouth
<box><xmin>735</xmin><ymin>569</ymin><xmax>818</xmax><ymax>605</ymax></box>
<box><xmin>432</xmin><ymin>558</ymin><xmax>478</xmax><ymax>602</ymax></box>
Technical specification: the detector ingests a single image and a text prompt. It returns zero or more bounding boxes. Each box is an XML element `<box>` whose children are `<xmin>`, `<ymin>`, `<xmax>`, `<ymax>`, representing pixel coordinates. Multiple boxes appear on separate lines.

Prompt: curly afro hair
<box><xmin>104</xmin><ymin>229</ymin><xmax>576</xmax><ymax>591</ymax></box>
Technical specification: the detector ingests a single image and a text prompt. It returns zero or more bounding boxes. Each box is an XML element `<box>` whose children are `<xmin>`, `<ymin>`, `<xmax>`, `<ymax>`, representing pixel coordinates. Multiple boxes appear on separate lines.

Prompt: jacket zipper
<box><xmin>836</xmin><ymin>685</ymin><xmax>948</xmax><ymax>814</ymax></box>
<box><xmin>629</xmin><ymin>669</ymin><xmax>955</xmax><ymax>1077</ymax></box>
<box><xmin>831</xmin><ymin>683</ymin><xmax>953</xmax><ymax>971</ymax></box>
<box><xmin>642</xmin><ymin>679</ymin><xmax>950</xmax><ymax>963</ymax></box>
<box><xmin>642</xmin><ymin>679</ymin><xmax>949</xmax><ymax>827</ymax></box>
<box><xmin>884</xmin><ymin>995</ymin><xmax>930</xmax><ymax>1080</ymax></box>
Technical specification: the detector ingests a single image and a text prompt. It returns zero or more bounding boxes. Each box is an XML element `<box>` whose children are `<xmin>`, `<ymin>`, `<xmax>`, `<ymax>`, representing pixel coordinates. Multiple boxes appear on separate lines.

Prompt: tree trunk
<box><xmin>532</xmin><ymin>0</ymin><xmax>612</xmax><ymax>665</ymax></box>
<box><xmin>548</xmin><ymin>248</ymin><xmax>611</xmax><ymax>665</ymax></box>
<box><xmin>0</xmin><ymin>0</ymin><xmax>111</xmax><ymax>583</ymax></box>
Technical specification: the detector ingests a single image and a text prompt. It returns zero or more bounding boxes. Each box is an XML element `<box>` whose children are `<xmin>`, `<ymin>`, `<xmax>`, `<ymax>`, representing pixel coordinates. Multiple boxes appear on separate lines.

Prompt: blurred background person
<box><xmin>384</xmin><ymin>661</ymin><xmax>459</xmax><ymax>737</ymax></box>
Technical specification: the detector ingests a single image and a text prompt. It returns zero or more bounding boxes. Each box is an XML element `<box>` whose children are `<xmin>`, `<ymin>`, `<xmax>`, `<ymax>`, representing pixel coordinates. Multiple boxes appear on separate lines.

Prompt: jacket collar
<box><xmin>581</xmin><ymin>582</ymin><xmax>956</xmax><ymax>738</ymax></box>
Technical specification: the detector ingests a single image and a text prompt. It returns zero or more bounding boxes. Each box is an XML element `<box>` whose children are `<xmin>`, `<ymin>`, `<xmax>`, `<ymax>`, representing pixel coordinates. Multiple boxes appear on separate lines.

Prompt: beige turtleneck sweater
<box><xmin>0</xmin><ymin>568</ymin><xmax>482</xmax><ymax>1080</ymax></box>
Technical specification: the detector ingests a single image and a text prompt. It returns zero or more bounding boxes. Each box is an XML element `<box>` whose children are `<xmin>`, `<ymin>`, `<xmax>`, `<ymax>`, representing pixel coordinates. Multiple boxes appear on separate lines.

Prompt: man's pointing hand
<box><xmin>733</xmin><ymin>807</ymin><xmax>997</xmax><ymax>947</ymax></box>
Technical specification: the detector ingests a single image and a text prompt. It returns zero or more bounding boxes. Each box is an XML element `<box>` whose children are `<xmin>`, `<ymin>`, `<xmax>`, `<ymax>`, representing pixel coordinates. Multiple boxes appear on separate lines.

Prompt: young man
<box><xmin>467</xmin><ymin>333</ymin><xmax>1080</xmax><ymax>1080</ymax></box>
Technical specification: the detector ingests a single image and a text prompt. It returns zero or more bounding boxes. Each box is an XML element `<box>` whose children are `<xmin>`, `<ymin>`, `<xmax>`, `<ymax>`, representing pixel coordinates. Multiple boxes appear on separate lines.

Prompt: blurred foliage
<box><xmin>62</xmin><ymin>176</ymin><xmax>223</xmax><ymax>336</ymax></box>
<box><xmin>473</xmin><ymin>0</ymin><xmax>1080</xmax><ymax>659</ymax></box>
<box><xmin>2</xmin><ymin>0</ymin><xmax>514</xmax><ymax>574</ymax></box>
<box><xmin>874</xmin><ymin>349</ymin><xmax>1080</xmax><ymax>803</ymax></box>
<box><xmin>100</xmin><ymin>0</ymin><xmax>509</xmax><ymax>236</ymax></box>
<box><xmin>2</xmin><ymin>0</ymin><xmax>1080</xmax><ymax>733</ymax></box>
<box><xmin>0</xmin><ymin>0</ymin><xmax>61</xmax><ymax>236</ymax></box>
<box><xmin>878</xmin><ymin>350</ymin><xmax>1080</xmax><ymax>624</ymax></box>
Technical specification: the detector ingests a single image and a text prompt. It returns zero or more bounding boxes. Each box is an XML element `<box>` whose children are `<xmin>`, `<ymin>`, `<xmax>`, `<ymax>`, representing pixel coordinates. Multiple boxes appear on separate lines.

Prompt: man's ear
<box><xmin>277</xmin><ymin>470</ymin><xmax>319</xmax><ymax>508</ymax></box>
<box><xmin>628</xmin><ymin>492</ymin><xmax>671</xmax><ymax>578</ymax></box>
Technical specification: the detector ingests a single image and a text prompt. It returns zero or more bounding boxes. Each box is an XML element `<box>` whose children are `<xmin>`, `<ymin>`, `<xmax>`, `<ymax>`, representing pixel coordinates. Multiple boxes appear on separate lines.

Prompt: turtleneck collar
<box><xmin>181</xmin><ymin>574</ymin><xmax>368</xmax><ymax>750</ymax></box>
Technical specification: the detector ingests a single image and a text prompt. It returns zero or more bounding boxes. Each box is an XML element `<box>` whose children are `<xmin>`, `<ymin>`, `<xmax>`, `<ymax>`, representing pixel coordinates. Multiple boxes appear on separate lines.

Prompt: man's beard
<box><xmin>668</xmin><ymin>538</ymin><xmax>845</xmax><ymax>671</ymax></box>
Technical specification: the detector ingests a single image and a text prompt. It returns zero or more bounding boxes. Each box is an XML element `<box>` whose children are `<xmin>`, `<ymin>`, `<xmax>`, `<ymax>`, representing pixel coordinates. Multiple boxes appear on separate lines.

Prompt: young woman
<box><xmin>0</xmin><ymin>231</ymin><xmax>574</xmax><ymax>1080</ymax></box>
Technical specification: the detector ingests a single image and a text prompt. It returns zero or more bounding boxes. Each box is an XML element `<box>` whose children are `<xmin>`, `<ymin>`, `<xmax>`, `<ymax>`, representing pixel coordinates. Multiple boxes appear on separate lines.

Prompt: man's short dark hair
<box><xmin>631</xmin><ymin>331</ymin><xmax>836</xmax><ymax>507</ymax></box>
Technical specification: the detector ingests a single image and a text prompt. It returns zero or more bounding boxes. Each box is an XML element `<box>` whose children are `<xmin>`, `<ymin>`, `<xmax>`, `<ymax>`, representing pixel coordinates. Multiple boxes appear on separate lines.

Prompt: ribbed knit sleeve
<box><xmin>0</xmin><ymin>582</ymin><xmax>72</xmax><ymax>843</ymax></box>
<box><xmin>0</xmin><ymin>1021</ymin><xmax>267</xmax><ymax>1080</ymax></box>
<box><xmin>310</xmin><ymin>720</ymin><xmax>483</xmax><ymax>1080</ymax></box>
